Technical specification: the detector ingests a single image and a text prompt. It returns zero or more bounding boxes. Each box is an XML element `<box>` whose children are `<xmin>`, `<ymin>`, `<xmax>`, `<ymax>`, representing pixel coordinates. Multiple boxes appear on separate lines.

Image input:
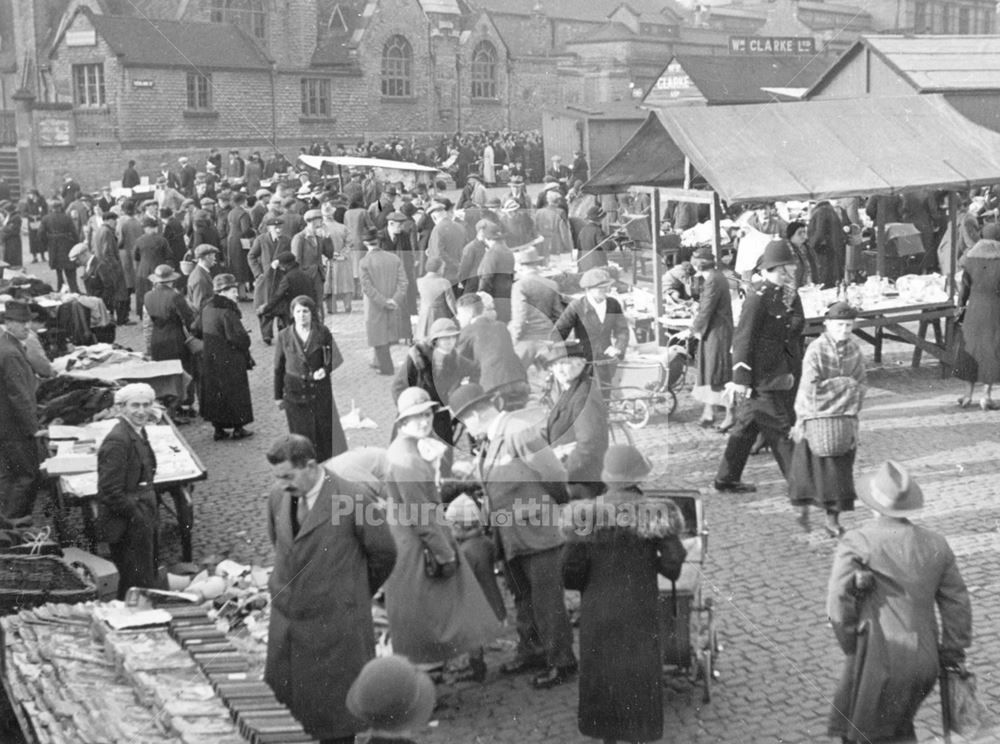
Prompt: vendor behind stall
<box><xmin>96</xmin><ymin>383</ymin><xmax>160</xmax><ymax>598</ymax></box>
<box><xmin>0</xmin><ymin>300</ymin><xmax>42</xmax><ymax>519</ymax></box>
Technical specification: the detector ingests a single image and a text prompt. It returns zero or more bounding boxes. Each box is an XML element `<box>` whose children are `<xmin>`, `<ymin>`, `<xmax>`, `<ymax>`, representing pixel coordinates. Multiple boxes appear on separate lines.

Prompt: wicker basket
<box><xmin>0</xmin><ymin>555</ymin><xmax>98</xmax><ymax>615</ymax></box>
<box><xmin>804</xmin><ymin>416</ymin><xmax>858</xmax><ymax>458</ymax></box>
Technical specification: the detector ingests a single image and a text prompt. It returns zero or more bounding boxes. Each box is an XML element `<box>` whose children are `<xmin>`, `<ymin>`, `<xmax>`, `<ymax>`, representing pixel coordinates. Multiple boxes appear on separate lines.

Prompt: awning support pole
<box><xmin>948</xmin><ymin>191</ymin><xmax>958</xmax><ymax>301</ymax></box>
<box><xmin>652</xmin><ymin>188</ymin><xmax>663</xmax><ymax>346</ymax></box>
<box><xmin>711</xmin><ymin>192</ymin><xmax>721</xmax><ymax>262</ymax></box>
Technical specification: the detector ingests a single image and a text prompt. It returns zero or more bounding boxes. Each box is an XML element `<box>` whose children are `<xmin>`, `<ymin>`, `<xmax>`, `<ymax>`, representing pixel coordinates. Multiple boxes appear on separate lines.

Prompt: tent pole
<box><xmin>948</xmin><ymin>191</ymin><xmax>958</xmax><ymax>300</ymax></box>
<box><xmin>710</xmin><ymin>192</ymin><xmax>721</xmax><ymax>261</ymax></box>
<box><xmin>683</xmin><ymin>158</ymin><xmax>691</xmax><ymax>190</ymax></box>
<box><xmin>652</xmin><ymin>188</ymin><xmax>663</xmax><ymax>346</ymax></box>
<box><xmin>875</xmin><ymin>200</ymin><xmax>887</xmax><ymax>277</ymax></box>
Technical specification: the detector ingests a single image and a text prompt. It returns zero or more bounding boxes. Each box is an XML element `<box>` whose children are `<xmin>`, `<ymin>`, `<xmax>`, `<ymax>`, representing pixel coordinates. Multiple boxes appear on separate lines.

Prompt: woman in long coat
<box><xmin>143</xmin><ymin>265</ymin><xmax>195</xmax><ymax>376</ymax></box>
<box><xmin>323</xmin><ymin>209</ymin><xmax>354</xmax><ymax>314</ymax></box>
<box><xmin>343</xmin><ymin>197</ymin><xmax>370</xmax><ymax>298</ymax></box>
<box><xmin>225</xmin><ymin>195</ymin><xmax>255</xmax><ymax>299</ymax></box>
<box><xmin>562</xmin><ymin>445</ymin><xmax>687</xmax><ymax>744</ymax></box>
<box><xmin>956</xmin><ymin>235</ymin><xmax>1000</xmax><ymax>409</ymax></box>
<box><xmin>382</xmin><ymin>387</ymin><xmax>501</xmax><ymax>664</ymax></box>
<box><xmin>789</xmin><ymin>301</ymin><xmax>866</xmax><ymax>537</ymax></box>
<box><xmin>273</xmin><ymin>295</ymin><xmax>347</xmax><ymax>460</ymax></box>
<box><xmin>826</xmin><ymin>461</ymin><xmax>972</xmax><ymax>744</ymax></box>
<box><xmin>194</xmin><ymin>274</ymin><xmax>254</xmax><ymax>441</ymax></box>
<box><xmin>689</xmin><ymin>249</ymin><xmax>734</xmax><ymax>429</ymax></box>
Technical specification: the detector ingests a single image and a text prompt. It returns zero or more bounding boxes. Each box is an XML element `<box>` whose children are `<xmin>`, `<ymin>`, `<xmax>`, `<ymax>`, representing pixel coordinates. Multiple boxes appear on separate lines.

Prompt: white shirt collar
<box><xmin>303</xmin><ymin>469</ymin><xmax>325</xmax><ymax>511</ymax></box>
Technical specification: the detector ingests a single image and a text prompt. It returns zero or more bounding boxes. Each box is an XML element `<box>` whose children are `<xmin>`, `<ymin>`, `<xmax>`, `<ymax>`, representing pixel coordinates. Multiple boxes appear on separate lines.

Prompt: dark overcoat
<box><xmin>273</xmin><ymin>323</ymin><xmax>347</xmax><ymax>460</ymax></box>
<box><xmin>562</xmin><ymin>489</ymin><xmax>686</xmax><ymax>743</ymax></box>
<box><xmin>731</xmin><ymin>281</ymin><xmax>804</xmax><ymax>389</ymax></box>
<box><xmin>690</xmin><ymin>268</ymin><xmax>733</xmax><ymax>390</ymax></box>
<box><xmin>143</xmin><ymin>284</ymin><xmax>195</xmax><ymax>374</ymax></box>
<box><xmin>544</xmin><ymin>372</ymin><xmax>608</xmax><ymax>487</ymax></box>
<box><xmin>958</xmin><ymin>239</ymin><xmax>1000</xmax><ymax>382</ymax></box>
<box><xmin>84</xmin><ymin>255</ymin><xmax>128</xmax><ymax>307</ymax></box>
<box><xmin>266</xmin><ymin>474</ymin><xmax>397</xmax><ymax>741</ymax></box>
<box><xmin>134</xmin><ymin>233</ymin><xmax>173</xmax><ymax>305</ymax></box>
<box><xmin>261</xmin><ymin>266</ymin><xmax>317</xmax><ymax>325</ymax></box>
<box><xmin>827</xmin><ymin>519</ymin><xmax>971</xmax><ymax>742</ymax></box>
<box><xmin>807</xmin><ymin>201</ymin><xmax>845</xmax><ymax>288</ymax></box>
<box><xmin>576</xmin><ymin>222</ymin><xmax>608</xmax><ymax>272</ymax></box>
<box><xmin>226</xmin><ymin>205</ymin><xmax>254</xmax><ymax>284</ymax></box>
<box><xmin>248</xmin><ymin>232</ymin><xmax>291</xmax><ymax>310</ymax></box>
<box><xmin>195</xmin><ymin>294</ymin><xmax>253</xmax><ymax>428</ymax></box>
<box><xmin>478</xmin><ymin>244</ymin><xmax>515</xmax><ymax>323</ymax></box>
<box><xmin>391</xmin><ymin>342</ymin><xmax>476</xmax><ymax>446</ymax></box>
<box><xmin>38</xmin><ymin>212</ymin><xmax>78</xmax><ymax>272</ymax></box>
<box><xmin>456</xmin><ymin>317</ymin><xmax>526</xmax><ymax>391</ymax></box>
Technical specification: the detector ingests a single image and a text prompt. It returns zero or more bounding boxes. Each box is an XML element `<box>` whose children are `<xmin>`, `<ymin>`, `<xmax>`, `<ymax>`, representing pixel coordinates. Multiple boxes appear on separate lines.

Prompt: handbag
<box><xmin>942</xmin><ymin>664</ymin><xmax>984</xmax><ymax>737</ymax></box>
<box><xmin>803</xmin><ymin>415</ymin><xmax>857</xmax><ymax>457</ymax></box>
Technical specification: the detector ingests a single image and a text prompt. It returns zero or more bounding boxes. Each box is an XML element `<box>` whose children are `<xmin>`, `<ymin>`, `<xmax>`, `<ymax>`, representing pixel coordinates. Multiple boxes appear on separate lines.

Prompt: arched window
<box><xmin>471</xmin><ymin>41</ymin><xmax>498</xmax><ymax>99</ymax></box>
<box><xmin>381</xmin><ymin>35</ymin><xmax>412</xmax><ymax>98</ymax></box>
<box><xmin>210</xmin><ymin>0</ymin><xmax>267</xmax><ymax>41</ymax></box>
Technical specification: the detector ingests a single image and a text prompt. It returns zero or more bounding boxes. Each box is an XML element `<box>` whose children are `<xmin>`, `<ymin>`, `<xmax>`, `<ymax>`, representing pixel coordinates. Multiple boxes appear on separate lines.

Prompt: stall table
<box><xmin>63</xmin><ymin>357</ymin><xmax>191</xmax><ymax>404</ymax></box>
<box><xmin>803</xmin><ymin>300</ymin><xmax>956</xmax><ymax>374</ymax></box>
<box><xmin>48</xmin><ymin>415</ymin><xmax>206</xmax><ymax>562</ymax></box>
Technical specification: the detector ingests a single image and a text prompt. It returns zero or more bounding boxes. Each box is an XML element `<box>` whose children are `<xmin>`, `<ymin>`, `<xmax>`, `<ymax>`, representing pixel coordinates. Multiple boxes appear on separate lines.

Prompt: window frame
<box><xmin>300</xmin><ymin>77</ymin><xmax>332</xmax><ymax>118</ymax></box>
<box><xmin>186</xmin><ymin>72</ymin><xmax>213</xmax><ymax>111</ymax></box>
<box><xmin>72</xmin><ymin>63</ymin><xmax>106</xmax><ymax>108</ymax></box>
<box><xmin>470</xmin><ymin>40</ymin><xmax>498</xmax><ymax>100</ymax></box>
<box><xmin>381</xmin><ymin>35</ymin><xmax>413</xmax><ymax>99</ymax></box>
<box><xmin>210</xmin><ymin>0</ymin><xmax>267</xmax><ymax>41</ymax></box>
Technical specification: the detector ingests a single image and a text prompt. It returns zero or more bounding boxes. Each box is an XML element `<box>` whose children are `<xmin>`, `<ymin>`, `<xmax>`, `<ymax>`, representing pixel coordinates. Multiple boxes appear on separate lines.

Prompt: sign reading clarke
<box><xmin>729</xmin><ymin>36</ymin><xmax>816</xmax><ymax>55</ymax></box>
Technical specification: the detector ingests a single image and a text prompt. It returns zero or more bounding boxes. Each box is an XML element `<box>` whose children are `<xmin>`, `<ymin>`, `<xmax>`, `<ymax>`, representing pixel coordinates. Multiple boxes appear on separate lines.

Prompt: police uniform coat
<box><xmin>359</xmin><ymin>247</ymin><xmax>408</xmax><ymax>347</ymax></box>
<box><xmin>133</xmin><ymin>233</ymin><xmax>173</xmax><ymax>309</ymax></box>
<box><xmin>732</xmin><ymin>281</ymin><xmax>804</xmax><ymax>389</ymax></box>
<box><xmin>266</xmin><ymin>473</ymin><xmax>397</xmax><ymax>741</ymax></box>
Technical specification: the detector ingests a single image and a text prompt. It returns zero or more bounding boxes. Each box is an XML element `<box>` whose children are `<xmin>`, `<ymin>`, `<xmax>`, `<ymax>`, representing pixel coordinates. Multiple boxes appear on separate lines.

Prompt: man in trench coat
<box><xmin>359</xmin><ymin>227</ymin><xmax>408</xmax><ymax>375</ymax></box>
<box><xmin>265</xmin><ymin>434</ymin><xmax>397</xmax><ymax>744</ymax></box>
<box><xmin>248</xmin><ymin>217</ymin><xmax>290</xmax><ymax>344</ymax></box>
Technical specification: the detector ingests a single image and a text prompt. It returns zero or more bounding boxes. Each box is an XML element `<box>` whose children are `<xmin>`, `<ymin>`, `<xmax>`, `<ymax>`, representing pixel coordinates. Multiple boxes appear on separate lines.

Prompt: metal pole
<box><xmin>652</xmin><ymin>188</ymin><xmax>663</xmax><ymax>345</ymax></box>
<box><xmin>948</xmin><ymin>191</ymin><xmax>958</xmax><ymax>300</ymax></box>
<box><xmin>710</xmin><ymin>192</ymin><xmax>721</xmax><ymax>261</ymax></box>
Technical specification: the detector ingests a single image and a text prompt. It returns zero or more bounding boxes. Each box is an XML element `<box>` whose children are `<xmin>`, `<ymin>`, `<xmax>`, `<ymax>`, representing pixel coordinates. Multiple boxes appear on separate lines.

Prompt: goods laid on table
<box><xmin>1</xmin><ymin>577</ymin><xmax>318</xmax><ymax>744</ymax></box>
<box><xmin>797</xmin><ymin>274</ymin><xmax>948</xmax><ymax>319</ymax></box>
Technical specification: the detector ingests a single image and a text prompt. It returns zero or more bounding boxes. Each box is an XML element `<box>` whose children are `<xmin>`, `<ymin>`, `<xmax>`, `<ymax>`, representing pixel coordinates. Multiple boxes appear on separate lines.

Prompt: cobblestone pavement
<box><xmin>22</xmin><ymin>259</ymin><xmax>1000</xmax><ymax>743</ymax></box>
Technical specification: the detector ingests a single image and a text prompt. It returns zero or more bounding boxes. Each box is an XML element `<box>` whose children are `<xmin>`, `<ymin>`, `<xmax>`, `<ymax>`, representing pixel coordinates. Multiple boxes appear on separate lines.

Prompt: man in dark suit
<box><xmin>0</xmin><ymin>301</ymin><xmax>42</xmax><ymax>518</ymax></box>
<box><xmin>451</xmin><ymin>384</ymin><xmax>576</xmax><ymax>690</ymax></box>
<box><xmin>541</xmin><ymin>342</ymin><xmax>608</xmax><ymax>501</ymax></box>
<box><xmin>177</xmin><ymin>156</ymin><xmax>197</xmax><ymax>197</ymax></box>
<box><xmin>265</xmin><ymin>434</ymin><xmax>397</xmax><ymax>743</ymax></box>
<box><xmin>477</xmin><ymin>222</ymin><xmax>516</xmax><ymax>324</ymax></box>
<box><xmin>552</xmin><ymin>268</ymin><xmax>629</xmax><ymax>391</ymax></box>
<box><xmin>186</xmin><ymin>244</ymin><xmax>219</xmax><ymax>313</ymax></box>
<box><xmin>248</xmin><ymin>217</ymin><xmax>290</xmax><ymax>344</ymax></box>
<box><xmin>455</xmin><ymin>293</ymin><xmax>528</xmax><ymax>410</ymax></box>
<box><xmin>714</xmin><ymin>239</ymin><xmax>804</xmax><ymax>493</ymax></box>
<box><xmin>96</xmin><ymin>383</ymin><xmax>159</xmax><ymax>597</ymax></box>
<box><xmin>258</xmin><ymin>252</ymin><xmax>317</xmax><ymax>331</ymax></box>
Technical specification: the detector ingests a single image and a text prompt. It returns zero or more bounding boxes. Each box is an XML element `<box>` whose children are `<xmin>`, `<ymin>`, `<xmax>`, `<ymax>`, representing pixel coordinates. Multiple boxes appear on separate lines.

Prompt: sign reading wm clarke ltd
<box><xmin>729</xmin><ymin>36</ymin><xmax>816</xmax><ymax>55</ymax></box>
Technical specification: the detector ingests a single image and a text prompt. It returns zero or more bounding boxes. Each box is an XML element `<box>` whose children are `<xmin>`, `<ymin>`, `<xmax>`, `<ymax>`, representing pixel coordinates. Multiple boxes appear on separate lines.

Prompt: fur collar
<box><xmin>563</xmin><ymin>491</ymin><xmax>686</xmax><ymax>541</ymax></box>
<box><xmin>965</xmin><ymin>239</ymin><xmax>1000</xmax><ymax>260</ymax></box>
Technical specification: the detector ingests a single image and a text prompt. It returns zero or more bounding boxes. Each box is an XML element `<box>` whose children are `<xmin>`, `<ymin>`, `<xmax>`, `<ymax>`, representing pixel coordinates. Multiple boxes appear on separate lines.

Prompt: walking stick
<box><xmin>940</xmin><ymin>664</ymin><xmax>953</xmax><ymax>744</ymax></box>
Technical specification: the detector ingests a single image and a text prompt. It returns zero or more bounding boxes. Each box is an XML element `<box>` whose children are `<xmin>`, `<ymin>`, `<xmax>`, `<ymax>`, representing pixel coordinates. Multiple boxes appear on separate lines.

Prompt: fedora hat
<box><xmin>346</xmin><ymin>656</ymin><xmax>435</xmax><ymax>734</ymax></box>
<box><xmin>2</xmin><ymin>300</ymin><xmax>31</xmax><ymax>323</ymax></box>
<box><xmin>759</xmin><ymin>239</ymin><xmax>796</xmax><ymax>271</ymax></box>
<box><xmin>601</xmin><ymin>444</ymin><xmax>653</xmax><ymax>485</ymax></box>
<box><xmin>517</xmin><ymin>246</ymin><xmax>545</xmax><ymax>265</ymax></box>
<box><xmin>579</xmin><ymin>268</ymin><xmax>613</xmax><ymax>289</ymax></box>
<box><xmin>427</xmin><ymin>318</ymin><xmax>460</xmax><ymax>342</ymax></box>
<box><xmin>859</xmin><ymin>460</ymin><xmax>924</xmax><ymax>517</ymax></box>
<box><xmin>395</xmin><ymin>387</ymin><xmax>439</xmax><ymax>423</ymax></box>
<box><xmin>449</xmin><ymin>383</ymin><xmax>495</xmax><ymax>420</ymax></box>
<box><xmin>149</xmin><ymin>264</ymin><xmax>180</xmax><ymax>284</ymax></box>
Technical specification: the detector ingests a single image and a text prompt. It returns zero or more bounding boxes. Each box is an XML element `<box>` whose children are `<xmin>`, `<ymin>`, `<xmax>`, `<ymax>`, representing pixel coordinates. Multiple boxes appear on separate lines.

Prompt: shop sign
<box><xmin>132</xmin><ymin>79</ymin><xmax>155</xmax><ymax>88</ymax></box>
<box><xmin>653</xmin><ymin>61</ymin><xmax>694</xmax><ymax>94</ymax></box>
<box><xmin>729</xmin><ymin>36</ymin><xmax>816</xmax><ymax>55</ymax></box>
<box><xmin>66</xmin><ymin>29</ymin><xmax>97</xmax><ymax>47</ymax></box>
<box><xmin>36</xmin><ymin>115</ymin><xmax>73</xmax><ymax>147</ymax></box>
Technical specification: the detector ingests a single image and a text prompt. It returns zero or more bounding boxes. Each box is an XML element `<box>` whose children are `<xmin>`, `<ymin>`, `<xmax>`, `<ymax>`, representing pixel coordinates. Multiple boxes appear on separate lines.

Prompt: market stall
<box><xmin>297</xmin><ymin>153</ymin><xmax>440</xmax><ymax>191</ymax></box>
<box><xmin>584</xmin><ymin>94</ymin><xmax>1000</xmax><ymax>362</ymax></box>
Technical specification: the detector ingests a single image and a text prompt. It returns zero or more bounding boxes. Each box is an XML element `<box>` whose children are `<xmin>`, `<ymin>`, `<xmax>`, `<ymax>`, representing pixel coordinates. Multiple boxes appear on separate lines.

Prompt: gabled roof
<box><xmin>311</xmin><ymin>0</ymin><xmax>368</xmax><ymax>70</ymax></box>
<box><xmin>808</xmin><ymin>35</ymin><xmax>1000</xmax><ymax>96</ymax></box>
<box><xmin>794</xmin><ymin>0</ymin><xmax>871</xmax><ymax>32</ymax></box>
<box><xmin>468</xmin><ymin>0</ymin><xmax>687</xmax><ymax>24</ymax></box>
<box><xmin>645</xmin><ymin>54</ymin><xmax>830</xmax><ymax>105</ymax></box>
<box><xmin>53</xmin><ymin>9</ymin><xmax>271</xmax><ymax>70</ymax></box>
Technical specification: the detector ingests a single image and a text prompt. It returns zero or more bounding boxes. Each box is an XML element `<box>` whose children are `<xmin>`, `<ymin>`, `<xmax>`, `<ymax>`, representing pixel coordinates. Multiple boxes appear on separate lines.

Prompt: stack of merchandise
<box><xmin>1</xmin><ymin>600</ymin><xmax>314</xmax><ymax>744</ymax></box>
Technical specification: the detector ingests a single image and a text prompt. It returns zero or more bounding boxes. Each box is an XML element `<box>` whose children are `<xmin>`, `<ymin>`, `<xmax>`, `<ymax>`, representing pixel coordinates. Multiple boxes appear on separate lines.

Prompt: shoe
<box><xmin>823</xmin><ymin>524</ymin><xmax>846</xmax><ymax>539</ymax></box>
<box><xmin>499</xmin><ymin>656</ymin><xmax>548</xmax><ymax>676</ymax></box>
<box><xmin>231</xmin><ymin>428</ymin><xmax>253</xmax><ymax>440</ymax></box>
<box><xmin>531</xmin><ymin>663</ymin><xmax>578</xmax><ymax>690</ymax></box>
<box><xmin>796</xmin><ymin>509</ymin><xmax>811</xmax><ymax>532</ymax></box>
<box><xmin>716</xmin><ymin>416</ymin><xmax>735</xmax><ymax>433</ymax></box>
<box><xmin>713</xmin><ymin>480</ymin><xmax>757</xmax><ymax>493</ymax></box>
<box><xmin>957</xmin><ymin>396</ymin><xmax>972</xmax><ymax>408</ymax></box>
<box><xmin>213</xmin><ymin>429</ymin><xmax>230</xmax><ymax>441</ymax></box>
<box><xmin>980</xmin><ymin>398</ymin><xmax>998</xmax><ymax>411</ymax></box>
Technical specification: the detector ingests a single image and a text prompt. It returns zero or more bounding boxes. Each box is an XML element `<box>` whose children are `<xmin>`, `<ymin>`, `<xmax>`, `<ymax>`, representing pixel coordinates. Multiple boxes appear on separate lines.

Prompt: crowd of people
<box><xmin>0</xmin><ymin>148</ymin><xmax>986</xmax><ymax>744</ymax></box>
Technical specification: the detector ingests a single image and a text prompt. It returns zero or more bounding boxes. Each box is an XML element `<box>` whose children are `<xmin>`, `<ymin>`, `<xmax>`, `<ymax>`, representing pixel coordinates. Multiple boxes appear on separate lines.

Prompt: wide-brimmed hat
<box><xmin>449</xmin><ymin>383</ymin><xmax>494</xmax><ymax>420</ymax></box>
<box><xmin>859</xmin><ymin>460</ymin><xmax>924</xmax><ymax>517</ymax></box>
<box><xmin>149</xmin><ymin>264</ymin><xmax>180</xmax><ymax>283</ymax></box>
<box><xmin>2</xmin><ymin>300</ymin><xmax>31</xmax><ymax>323</ymax></box>
<box><xmin>601</xmin><ymin>444</ymin><xmax>653</xmax><ymax>485</ymax></box>
<box><xmin>586</xmin><ymin>205</ymin><xmax>606</xmax><ymax>222</ymax></box>
<box><xmin>467</xmin><ymin>173</ymin><xmax>482</xmax><ymax>182</ymax></box>
<box><xmin>428</xmin><ymin>318</ymin><xmax>460</xmax><ymax>342</ymax></box>
<box><xmin>346</xmin><ymin>656</ymin><xmax>435</xmax><ymax>734</ymax></box>
<box><xmin>759</xmin><ymin>239</ymin><xmax>796</xmax><ymax>270</ymax></box>
<box><xmin>502</xmin><ymin>198</ymin><xmax>521</xmax><ymax>212</ymax></box>
<box><xmin>825</xmin><ymin>301</ymin><xmax>858</xmax><ymax>320</ymax></box>
<box><xmin>539</xmin><ymin>340</ymin><xmax>587</xmax><ymax>366</ymax></box>
<box><xmin>195</xmin><ymin>244</ymin><xmax>220</xmax><ymax>259</ymax></box>
<box><xmin>213</xmin><ymin>273</ymin><xmax>238</xmax><ymax>292</ymax></box>
<box><xmin>517</xmin><ymin>246</ymin><xmax>544</xmax><ymax>265</ymax></box>
<box><xmin>579</xmin><ymin>268</ymin><xmax>613</xmax><ymax>289</ymax></box>
<box><xmin>395</xmin><ymin>386</ymin><xmax>439</xmax><ymax>423</ymax></box>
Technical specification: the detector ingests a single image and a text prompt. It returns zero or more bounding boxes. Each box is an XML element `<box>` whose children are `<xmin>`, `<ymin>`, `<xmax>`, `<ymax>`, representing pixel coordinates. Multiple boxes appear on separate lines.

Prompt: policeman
<box><xmin>714</xmin><ymin>239</ymin><xmax>804</xmax><ymax>493</ymax></box>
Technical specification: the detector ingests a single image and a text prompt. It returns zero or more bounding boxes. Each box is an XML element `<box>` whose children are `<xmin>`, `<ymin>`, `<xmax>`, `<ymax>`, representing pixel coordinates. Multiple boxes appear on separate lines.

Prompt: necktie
<box><xmin>296</xmin><ymin>494</ymin><xmax>310</xmax><ymax>531</ymax></box>
<box><xmin>291</xmin><ymin>495</ymin><xmax>301</xmax><ymax>536</ymax></box>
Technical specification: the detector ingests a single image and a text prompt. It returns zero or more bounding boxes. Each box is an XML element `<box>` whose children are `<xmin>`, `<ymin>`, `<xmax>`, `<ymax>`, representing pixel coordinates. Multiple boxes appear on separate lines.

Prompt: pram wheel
<box><xmin>664</xmin><ymin>390</ymin><xmax>677</xmax><ymax>417</ymax></box>
<box><xmin>623</xmin><ymin>398</ymin><xmax>651</xmax><ymax>429</ymax></box>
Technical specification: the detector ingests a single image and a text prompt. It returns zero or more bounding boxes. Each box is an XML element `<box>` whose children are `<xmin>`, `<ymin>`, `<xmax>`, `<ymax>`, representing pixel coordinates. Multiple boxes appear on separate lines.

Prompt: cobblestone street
<box><xmin>24</xmin><ymin>259</ymin><xmax>1000</xmax><ymax>743</ymax></box>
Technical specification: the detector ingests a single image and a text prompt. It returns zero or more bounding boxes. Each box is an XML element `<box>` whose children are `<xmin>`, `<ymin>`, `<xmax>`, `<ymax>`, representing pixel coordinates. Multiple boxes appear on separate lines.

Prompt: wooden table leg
<box><xmin>912</xmin><ymin>319</ymin><xmax>929</xmax><ymax>368</ymax></box>
<box><xmin>874</xmin><ymin>325</ymin><xmax>884</xmax><ymax>364</ymax></box>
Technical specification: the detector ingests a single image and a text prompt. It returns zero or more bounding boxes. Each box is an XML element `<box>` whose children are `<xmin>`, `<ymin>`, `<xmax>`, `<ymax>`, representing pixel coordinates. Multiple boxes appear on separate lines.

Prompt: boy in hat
<box><xmin>713</xmin><ymin>239</ymin><xmax>804</xmax><ymax>493</ymax></box>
